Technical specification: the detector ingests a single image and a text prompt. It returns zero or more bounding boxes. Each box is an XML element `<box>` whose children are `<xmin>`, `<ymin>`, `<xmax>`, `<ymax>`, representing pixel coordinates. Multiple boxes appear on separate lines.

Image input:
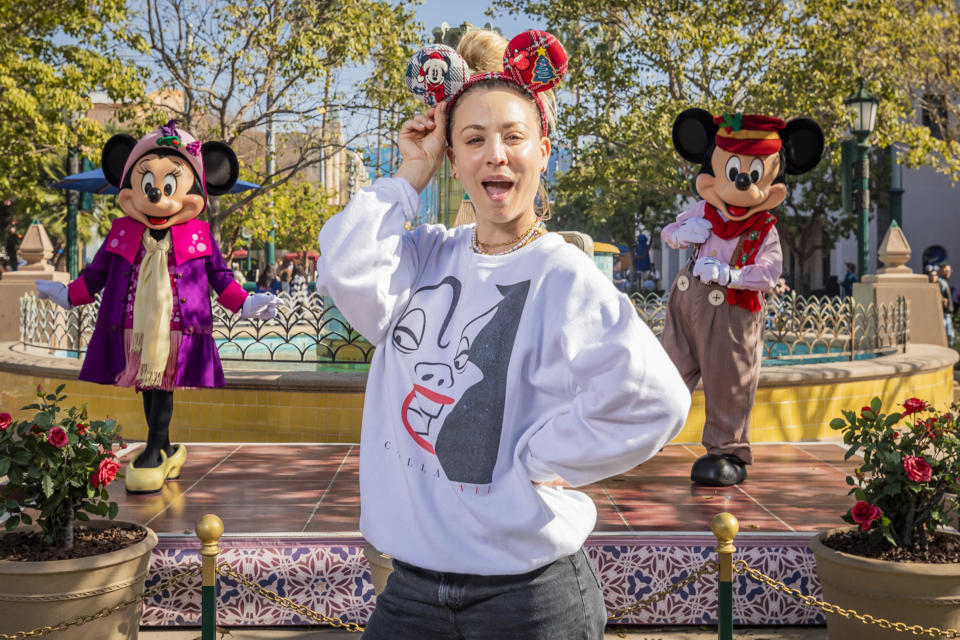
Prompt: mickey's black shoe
<box><xmin>690</xmin><ymin>453</ymin><xmax>748</xmax><ymax>486</ymax></box>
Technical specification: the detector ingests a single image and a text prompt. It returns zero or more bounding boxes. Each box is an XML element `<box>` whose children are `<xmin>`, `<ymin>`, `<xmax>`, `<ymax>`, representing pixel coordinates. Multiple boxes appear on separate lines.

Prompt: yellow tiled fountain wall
<box><xmin>0</xmin><ymin>360</ymin><xmax>954</xmax><ymax>445</ymax></box>
<box><xmin>0</xmin><ymin>374</ymin><xmax>364</xmax><ymax>443</ymax></box>
<box><xmin>674</xmin><ymin>365</ymin><xmax>955</xmax><ymax>445</ymax></box>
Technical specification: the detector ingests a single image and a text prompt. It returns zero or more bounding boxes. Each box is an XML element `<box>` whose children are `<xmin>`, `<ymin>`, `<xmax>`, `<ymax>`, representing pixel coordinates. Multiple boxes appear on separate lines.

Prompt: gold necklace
<box><xmin>476</xmin><ymin>217</ymin><xmax>542</xmax><ymax>249</ymax></box>
<box><xmin>472</xmin><ymin>220</ymin><xmax>546</xmax><ymax>256</ymax></box>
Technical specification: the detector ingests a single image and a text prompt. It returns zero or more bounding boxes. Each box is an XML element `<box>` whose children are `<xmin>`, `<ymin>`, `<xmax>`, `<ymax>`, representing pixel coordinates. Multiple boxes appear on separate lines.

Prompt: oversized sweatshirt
<box><xmin>316</xmin><ymin>178</ymin><xmax>691</xmax><ymax>575</ymax></box>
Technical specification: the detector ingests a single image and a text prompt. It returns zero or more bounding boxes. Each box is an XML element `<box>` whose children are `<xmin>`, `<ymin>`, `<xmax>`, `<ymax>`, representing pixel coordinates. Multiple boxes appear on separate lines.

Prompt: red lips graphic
<box><xmin>400</xmin><ymin>384</ymin><xmax>455</xmax><ymax>454</ymax></box>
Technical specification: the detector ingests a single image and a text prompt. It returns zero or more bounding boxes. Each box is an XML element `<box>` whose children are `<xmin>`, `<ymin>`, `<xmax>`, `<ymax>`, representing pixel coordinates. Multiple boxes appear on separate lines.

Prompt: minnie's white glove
<box><xmin>35</xmin><ymin>280</ymin><xmax>72</xmax><ymax>309</ymax></box>
<box><xmin>241</xmin><ymin>292</ymin><xmax>283</xmax><ymax>320</ymax></box>
<box><xmin>669</xmin><ymin>217</ymin><xmax>712</xmax><ymax>248</ymax></box>
<box><xmin>693</xmin><ymin>257</ymin><xmax>731</xmax><ymax>286</ymax></box>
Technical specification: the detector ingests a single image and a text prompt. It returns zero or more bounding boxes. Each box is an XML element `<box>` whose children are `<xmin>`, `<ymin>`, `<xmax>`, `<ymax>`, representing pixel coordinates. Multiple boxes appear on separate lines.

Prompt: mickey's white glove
<box><xmin>669</xmin><ymin>217</ymin><xmax>712</xmax><ymax>247</ymax></box>
<box><xmin>241</xmin><ymin>292</ymin><xmax>283</xmax><ymax>320</ymax></box>
<box><xmin>693</xmin><ymin>257</ymin><xmax>731</xmax><ymax>286</ymax></box>
<box><xmin>35</xmin><ymin>280</ymin><xmax>72</xmax><ymax>309</ymax></box>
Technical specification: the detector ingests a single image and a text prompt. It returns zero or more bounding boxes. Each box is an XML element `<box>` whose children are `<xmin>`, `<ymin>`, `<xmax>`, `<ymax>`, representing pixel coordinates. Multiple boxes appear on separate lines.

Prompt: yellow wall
<box><xmin>674</xmin><ymin>366</ymin><xmax>955</xmax><ymax>445</ymax></box>
<box><xmin>0</xmin><ymin>373</ymin><xmax>364</xmax><ymax>443</ymax></box>
<box><xmin>2</xmin><ymin>347</ymin><xmax>955</xmax><ymax>446</ymax></box>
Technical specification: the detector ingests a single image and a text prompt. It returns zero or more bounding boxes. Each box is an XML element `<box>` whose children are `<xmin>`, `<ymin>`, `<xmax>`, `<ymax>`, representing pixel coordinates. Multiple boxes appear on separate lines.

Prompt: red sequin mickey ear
<box><xmin>405</xmin><ymin>44</ymin><xmax>469</xmax><ymax>107</ymax></box>
<box><xmin>503</xmin><ymin>30</ymin><xmax>567</xmax><ymax>93</ymax></box>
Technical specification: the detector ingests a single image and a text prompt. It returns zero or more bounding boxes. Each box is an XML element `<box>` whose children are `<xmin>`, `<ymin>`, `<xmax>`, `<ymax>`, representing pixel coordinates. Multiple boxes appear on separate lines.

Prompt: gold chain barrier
<box><xmin>734</xmin><ymin>559</ymin><xmax>960</xmax><ymax>638</ymax></box>
<box><xmin>0</xmin><ymin>564</ymin><xmax>201</xmax><ymax>640</ymax></box>
<box><xmin>215</xmin><ymin>561</ymin><xmax>364</xmax><ymax>632</ymax></box>
<box><xmin>606</xmin><ymin>560</ymin><xmax>719</xmax><ymax>621</ymax></box>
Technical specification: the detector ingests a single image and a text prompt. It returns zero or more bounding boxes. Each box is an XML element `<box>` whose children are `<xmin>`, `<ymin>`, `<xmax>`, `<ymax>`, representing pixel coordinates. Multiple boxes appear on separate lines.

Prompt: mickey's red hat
<box><xmin>714</xmin><ymin>112</ymin><xmax>785</xmax><ymax>155</ymax></box>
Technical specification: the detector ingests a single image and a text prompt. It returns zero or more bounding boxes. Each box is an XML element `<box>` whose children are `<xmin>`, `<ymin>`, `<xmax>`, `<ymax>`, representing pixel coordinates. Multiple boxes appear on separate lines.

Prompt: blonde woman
<box><xmin>316</xmin><ymin>30</ymin><xmax>689</xmax><ymax>639</ymax></box>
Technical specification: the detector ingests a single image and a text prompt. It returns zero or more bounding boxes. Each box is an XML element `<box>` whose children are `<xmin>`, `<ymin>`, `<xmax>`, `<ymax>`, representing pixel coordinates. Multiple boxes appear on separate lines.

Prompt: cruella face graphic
<box><xmin>392</xmin><ymin>276</ymin><xmax>530</xmax><ymax>485</ymax></box>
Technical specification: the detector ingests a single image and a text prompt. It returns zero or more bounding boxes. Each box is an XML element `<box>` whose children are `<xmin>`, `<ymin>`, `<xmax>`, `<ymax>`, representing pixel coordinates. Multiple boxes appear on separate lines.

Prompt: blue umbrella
<box><xmin>50</xmin><ymin>168</ymin><xmax>260</xmax><ymax>195</ymax></box>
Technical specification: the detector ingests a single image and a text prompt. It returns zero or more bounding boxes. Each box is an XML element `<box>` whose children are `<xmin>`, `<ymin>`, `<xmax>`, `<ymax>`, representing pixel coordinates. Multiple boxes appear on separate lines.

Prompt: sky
<box><xmin>413</xmin><ymin>0</ymin><xmax>547</xmax><ymax>37</ymax></box>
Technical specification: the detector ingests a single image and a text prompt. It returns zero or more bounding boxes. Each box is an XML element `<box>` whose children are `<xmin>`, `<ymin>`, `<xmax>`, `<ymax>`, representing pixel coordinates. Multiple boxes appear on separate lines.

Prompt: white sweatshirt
<box><xmin>317</xmin><ymin>178</ymin><xmax>690</xmax><ymax>575</ymax></box>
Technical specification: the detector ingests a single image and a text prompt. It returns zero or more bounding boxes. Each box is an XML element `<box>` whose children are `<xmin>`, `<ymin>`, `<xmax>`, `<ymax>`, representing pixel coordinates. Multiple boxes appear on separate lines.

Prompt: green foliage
<box><xmin>830</xmin><ymin>396</ymin><xmax>960</xmax><ymax>550</ymax></box>
<box><xmin>221</xmin><ymin>169</ymin><xmax>340</xmax><ymax>264</ymax></box>
<box><xmin>0</xmin><ymin>0</ymin><xmax>146</xmax><ymax>250</ymax></box>
<box><xmin>0</xmin><ymin>385</ymin><xmax>125</xmax><ymax>549</ymax></box>
<box><xmin>116</xmin><ymin>0</ymin><xmax>422</xmax><ymax>242</ymax></box>
<box><xmin>490</xmin><ymin>0</ymin><xmax>960</xmax><ymax>241</ymax></box>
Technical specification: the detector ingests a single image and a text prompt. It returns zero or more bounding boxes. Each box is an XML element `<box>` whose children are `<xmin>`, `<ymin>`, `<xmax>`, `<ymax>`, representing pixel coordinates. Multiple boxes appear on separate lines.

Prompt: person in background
<box><xmin>824</xmin><ymin>275</ymin><xmax>840</xmax><ymax>297</ymax></box>
<box><xmin>939</xmin><ymin>263</ymin><xmax>955</xmax><ymax>341</ymax></box>
<box><xmin>255</xmin><ymin>270</ymin><xmax>273</xmax><ymax>294</ymax></box>
<box><xmin>635</xmin><ymin>227</ymin><xmax>652</xmax><ymax>286</ymax></box>
<box><xmin>280</xmin><ymin>269</ymin><xmax>290</xmax><ymax>294</ymax></box>
<box><xmin>841</xmin><ymin>262</ymin><xmax>858</xmax><ymax>298</ymax></box>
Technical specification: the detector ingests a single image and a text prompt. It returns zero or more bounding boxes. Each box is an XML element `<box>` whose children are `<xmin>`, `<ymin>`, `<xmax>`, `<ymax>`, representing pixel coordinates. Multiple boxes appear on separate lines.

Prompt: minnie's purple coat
<box><xmin>67</xmin><ymin>216</ymin><xmax>247</xmax><ymax>388</ymax></box>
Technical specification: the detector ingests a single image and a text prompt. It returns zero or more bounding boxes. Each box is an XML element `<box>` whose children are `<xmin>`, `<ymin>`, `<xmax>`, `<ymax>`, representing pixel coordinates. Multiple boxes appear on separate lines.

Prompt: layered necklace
<box><xmin>471</xmin><ymin>217</ymin><xmax>546</xmax><ymax>256</ymax></box>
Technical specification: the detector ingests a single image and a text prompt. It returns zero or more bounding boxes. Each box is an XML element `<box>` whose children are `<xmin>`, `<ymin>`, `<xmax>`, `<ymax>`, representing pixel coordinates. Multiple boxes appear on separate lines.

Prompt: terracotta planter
<box><xmin>0</xmin><ymin>521</ymin><xmax>157</xmax><ymax>639</ymax></box>
<box><xmin>362</xmin><ymin>542</ymin><xmax>393</xmax><ymax>595</ymax></box>
<box><xmin>810</xmin><ymin>528</ymin><xmax>960</xmax><ymax>640</ymax></box>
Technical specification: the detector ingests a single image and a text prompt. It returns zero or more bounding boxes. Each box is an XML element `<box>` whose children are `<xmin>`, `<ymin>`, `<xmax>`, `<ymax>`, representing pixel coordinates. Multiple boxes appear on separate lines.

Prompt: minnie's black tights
<box><xmin>137</xmin><ymin>389</ymin><xmax>175</xmax><ymax>468</ymax></box>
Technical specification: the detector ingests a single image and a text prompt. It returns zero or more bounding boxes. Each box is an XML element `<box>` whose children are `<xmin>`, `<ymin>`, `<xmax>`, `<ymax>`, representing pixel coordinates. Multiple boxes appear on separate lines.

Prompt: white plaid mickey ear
<box><xmin>405</xmin><ymin>44</ymin><xmax>469</xmax><ymax>107</ymax></box>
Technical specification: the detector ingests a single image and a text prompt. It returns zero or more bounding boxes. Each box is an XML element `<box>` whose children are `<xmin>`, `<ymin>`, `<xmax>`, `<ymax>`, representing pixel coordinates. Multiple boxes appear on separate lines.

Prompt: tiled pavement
<box><xmin>114</xmin><ymin>442</ymin><xmax>858</xmax><ymax>536</ymax></box>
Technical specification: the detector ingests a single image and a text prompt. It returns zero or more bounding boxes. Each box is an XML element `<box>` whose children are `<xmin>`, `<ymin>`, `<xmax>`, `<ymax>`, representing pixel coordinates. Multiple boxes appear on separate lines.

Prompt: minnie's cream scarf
<box><xmin>131</xmin><ymin>230</ymin><xmax>173</xmax><ymax>387</ymax></box>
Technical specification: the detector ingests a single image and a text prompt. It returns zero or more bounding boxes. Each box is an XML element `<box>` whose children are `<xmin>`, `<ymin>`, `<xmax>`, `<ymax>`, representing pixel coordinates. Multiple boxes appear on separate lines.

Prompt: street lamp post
<box><xmin>844</xmin><ymin>81</ymin><xmax>879</xmax><ymax>279</ymax></box>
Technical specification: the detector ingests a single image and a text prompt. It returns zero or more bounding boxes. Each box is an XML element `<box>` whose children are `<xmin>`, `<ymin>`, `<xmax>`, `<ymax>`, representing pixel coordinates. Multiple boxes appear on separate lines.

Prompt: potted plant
<box><xmin>0</xmin><ymin>384</ymin><xmax>157</xmax><ymax>640</ymax></box>
<box><xmin>811</xmin><ymin>396</ymin><xmax>960</xmax><ymax>640</ymax></box>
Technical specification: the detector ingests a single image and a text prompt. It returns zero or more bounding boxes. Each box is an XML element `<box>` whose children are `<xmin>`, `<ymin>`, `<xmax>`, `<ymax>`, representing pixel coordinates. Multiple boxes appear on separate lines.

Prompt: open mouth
<box><xmin>400</xmin><ymin>384</ymin><xmax>455</xmax><ymax>454</ymax></box>
<box><xmin>481</xmin><ymin>179</ymin><xmax>514</xmax><ymax>201</ymax></box>
<box><xmin>725</xmin><ymin>204</ymin><xmax>750</xmax><ymax>217</ymax></box>
<box><xmin>147</xmin><ymin>216</ymin><xmax>170</xmax><ymax>226</ymax></box>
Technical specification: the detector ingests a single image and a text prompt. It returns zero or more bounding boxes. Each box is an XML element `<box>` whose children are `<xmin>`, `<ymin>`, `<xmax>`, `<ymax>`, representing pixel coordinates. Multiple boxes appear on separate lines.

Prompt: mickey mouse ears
<box><xmin>404</xmin><ymin>30</ymin><xmax>567</xmax><ymax>108</ymax></box>
<box><xmin>502</xmin><ymin>30</ymin><xmax>567</xmax><ymax>93</ymax></box>
<box><xmin>405</xmin><ymin>44</ymin><xmax>469</xmax><ymax>107</ymax></box>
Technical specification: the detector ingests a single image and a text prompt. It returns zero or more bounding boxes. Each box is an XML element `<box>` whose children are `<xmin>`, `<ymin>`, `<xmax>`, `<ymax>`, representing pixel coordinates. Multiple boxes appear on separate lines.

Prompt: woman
<box><xmin>316</xmin><ymin>30</ymin><xmax>689</xmax><ymax>639</ymax></box>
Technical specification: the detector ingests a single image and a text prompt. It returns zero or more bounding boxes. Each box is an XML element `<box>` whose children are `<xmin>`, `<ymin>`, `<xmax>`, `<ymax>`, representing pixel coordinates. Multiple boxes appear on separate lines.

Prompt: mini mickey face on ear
<box><xmin>406</xmin><ymin>44</ymin><xmax>468</xmax><ymax>107</ymax></box>
<box><xmin>201</xmin><ymin>141</ymin><xmax>239</xmax><ymax>196</ymax></box>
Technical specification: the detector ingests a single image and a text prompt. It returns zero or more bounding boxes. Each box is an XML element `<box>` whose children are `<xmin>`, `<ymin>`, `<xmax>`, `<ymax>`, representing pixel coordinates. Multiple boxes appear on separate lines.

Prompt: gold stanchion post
<box><xmin>711</xmin><ymin>512</ymin><xmax>739</xmax><ymax>640</ymax></box>
<box><xmin>196</xmin><ymin>514</ymin><xmax>224</xmax><ymax>640</ymax></box>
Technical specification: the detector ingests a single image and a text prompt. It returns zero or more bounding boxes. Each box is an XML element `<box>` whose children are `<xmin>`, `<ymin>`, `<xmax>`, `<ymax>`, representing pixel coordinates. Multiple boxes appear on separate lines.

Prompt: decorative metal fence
<box><xmin>19</xmin><ymin>289</ymin><xmax>908</xmax><ymax>365</ymax></box>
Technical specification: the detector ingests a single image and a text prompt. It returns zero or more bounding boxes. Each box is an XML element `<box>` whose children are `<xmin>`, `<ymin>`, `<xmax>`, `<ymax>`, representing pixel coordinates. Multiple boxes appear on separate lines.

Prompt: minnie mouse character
<box><xmin>36</xmin><ymin>120</ymin><xmax>281</xmax><ymax>493</ymax></box>
<box><xmin>662</xmin><ymin>109</ymin><xmax>824</xmax><ymax>486</ymax></box>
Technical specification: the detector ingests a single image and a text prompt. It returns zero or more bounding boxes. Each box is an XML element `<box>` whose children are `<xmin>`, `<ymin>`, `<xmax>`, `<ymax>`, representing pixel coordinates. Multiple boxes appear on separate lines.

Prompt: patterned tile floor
<box><xmin>114</xmin><ymin>442</ymin><xmax>858</xmax><ymax>536</ymax></box>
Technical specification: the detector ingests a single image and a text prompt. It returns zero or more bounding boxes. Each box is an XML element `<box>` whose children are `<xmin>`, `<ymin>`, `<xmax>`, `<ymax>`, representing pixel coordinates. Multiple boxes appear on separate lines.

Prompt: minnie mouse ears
<box><xmin>502</xmin><ymin>30</ymin><xmax>567</xmax><ymax>93</ymax></box>
<box><xmin>404</xmin><ymin>30</ymin><xmax>567</xmax><ymax>108</ymax></box>
<box><xmin>405</xmin><ymin>44</ymin><xmax>469</xmax><ymax>107</ymax></box>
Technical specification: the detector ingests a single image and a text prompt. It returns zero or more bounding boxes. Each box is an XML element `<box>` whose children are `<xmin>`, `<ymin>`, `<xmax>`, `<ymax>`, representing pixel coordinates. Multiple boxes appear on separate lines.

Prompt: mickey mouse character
<box><xmin>36</xmin><ymin>120</ymin><xmax>281</xmax><ymax>493</ymax></box>
<box><xmin>662</xmin><ymin>109</ymin><xmax>824</xmax><ymax>486</ymax></box>
<box><xmin>419</xmin><ymin>50</ymin><xmax>451</xmax><ymax>105</ymax></box>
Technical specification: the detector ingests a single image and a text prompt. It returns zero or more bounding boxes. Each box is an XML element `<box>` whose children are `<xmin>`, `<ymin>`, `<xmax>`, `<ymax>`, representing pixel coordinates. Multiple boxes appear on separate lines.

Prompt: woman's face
<box><xmin>447</xmin><ymin>86</ymin><xmax>550</xmax><ymax>228</ymax></box>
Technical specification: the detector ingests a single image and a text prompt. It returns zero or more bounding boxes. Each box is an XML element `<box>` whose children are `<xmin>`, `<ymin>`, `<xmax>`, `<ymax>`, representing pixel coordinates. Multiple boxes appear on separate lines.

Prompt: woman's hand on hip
<box><xmin>395</xmin><ymin>102</ymin><xmax>448</xmax><ymax>193</ymax></box>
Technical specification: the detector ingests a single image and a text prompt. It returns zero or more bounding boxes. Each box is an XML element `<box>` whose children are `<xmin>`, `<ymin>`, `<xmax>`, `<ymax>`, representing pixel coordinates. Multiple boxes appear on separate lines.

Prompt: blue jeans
<box><xmin>362</xmin><ymin>548</ymin><xmax>607</xmax><ymax>640</ymax></box>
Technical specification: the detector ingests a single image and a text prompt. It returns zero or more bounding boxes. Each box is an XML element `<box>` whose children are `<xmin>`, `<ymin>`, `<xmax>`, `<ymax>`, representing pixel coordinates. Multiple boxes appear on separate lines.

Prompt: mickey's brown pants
<box><xmin>661</xmin><ymin>264</ymin><xmax>764</xmax><ymax>464</ymax></box>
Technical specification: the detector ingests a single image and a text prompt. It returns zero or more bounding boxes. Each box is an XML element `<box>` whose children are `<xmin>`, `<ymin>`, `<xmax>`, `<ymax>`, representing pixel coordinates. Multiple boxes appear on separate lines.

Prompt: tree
<box><xmin>0</xmin><ymin>0</ymin><xmax>144</xmax><ymax>257</ymax></box>
<box><xmin>118</xmin><ymin>0</ymin><xmax>421</xmax><ymax>243</ymax></box>
<box><xmin>221</xmin><ymin>173</ymin><xmax>338</xmax><ymax>269</ymax></box>
<box><xmin>490</xmin><ymin>0</ymin><xmax>960</xmax><ymax>236</ymax></box>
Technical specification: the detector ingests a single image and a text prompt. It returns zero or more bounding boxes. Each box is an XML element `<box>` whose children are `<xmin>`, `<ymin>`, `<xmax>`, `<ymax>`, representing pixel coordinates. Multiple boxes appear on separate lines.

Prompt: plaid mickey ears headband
<box><xmin>404</xmin><ymin>30</ymin><xmax>568</xmax><ymax>136</ymax></box>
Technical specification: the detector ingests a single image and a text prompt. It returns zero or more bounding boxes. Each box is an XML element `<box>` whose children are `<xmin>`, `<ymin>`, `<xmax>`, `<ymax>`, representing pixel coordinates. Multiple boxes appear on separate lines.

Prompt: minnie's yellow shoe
<box><xmin>164</xmin><ymin>444</ymin><xmax>188</xmax><ymax>480</ymax></box>
<box><xmin>125</xmin><ymin>450</ymin><xmax>168</xmax><ymax>494</ymax></box>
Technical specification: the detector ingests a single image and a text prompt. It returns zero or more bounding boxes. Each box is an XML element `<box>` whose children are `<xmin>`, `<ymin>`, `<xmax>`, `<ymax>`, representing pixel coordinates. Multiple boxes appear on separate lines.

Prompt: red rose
<box><xmin>0</xmin><ymin>412</ymin><xmax>10</xmax><ymax>431</ymax></box>
<box><xmin>902</xmin><ymin>397</ymin><xmax>928</xmax><ymax>416</ymax></box>
<box><xmin>91</xmin><ymin>456</ymin><xmax>120</xmax><ymax>488</ymax></box>
<box><xmin>860</xmin><ymin>406</ymin><xmax>874</xmax><ymax>419</ymax></box>
<box><xmin>76</xmin><ymin>423</ymin><xmax>87</xmax><ymax>435</ymax></box>
<box><xmin>904</xmin><ymin>456</ymin><xmax>933</xmax><ymax>483</ymax></box>
<box><xmin>47</xmin><ymin>426</ymin><xmax>68</xmax><ymax>448</ymax></box>
<box><xmin>850</xmin><ymin>500</ymin><xmax>883</xmax><ymax>531</ymax></box>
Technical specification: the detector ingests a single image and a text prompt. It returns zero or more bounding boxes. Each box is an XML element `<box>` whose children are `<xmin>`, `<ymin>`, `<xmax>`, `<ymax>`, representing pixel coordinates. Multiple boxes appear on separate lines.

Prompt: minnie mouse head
<box><xmin>673</xmin><ymin>108</ymin><xmax>824</xmax><ymax>220</ymax></box>
<box><xmin>101</xmin><ymin>120</ymin><xmax>239</xmax><ymax>230</ymax></box>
